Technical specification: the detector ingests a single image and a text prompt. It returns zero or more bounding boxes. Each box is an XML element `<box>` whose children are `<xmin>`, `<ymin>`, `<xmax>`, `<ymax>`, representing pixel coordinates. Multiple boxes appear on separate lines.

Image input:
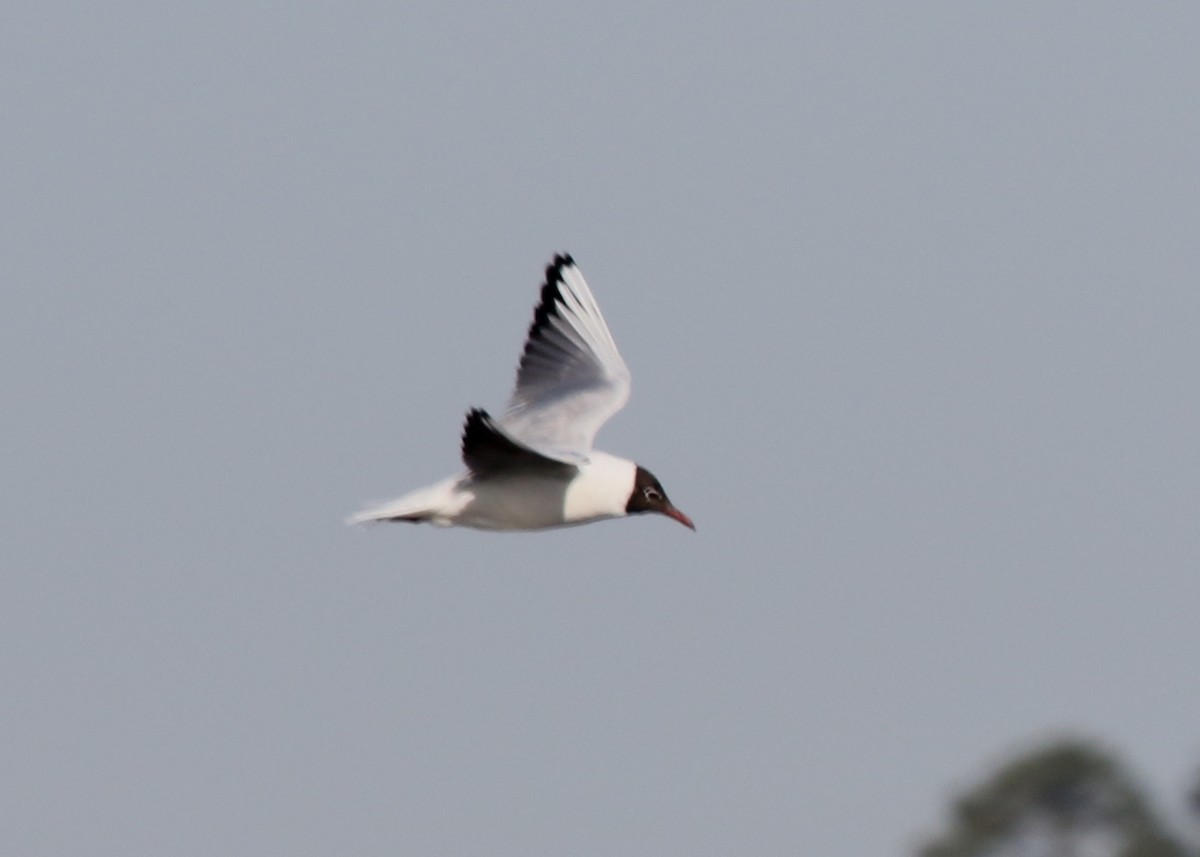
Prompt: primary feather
<box><xmin>499</xmin><ymin>254</ymin><xmax>631</xmax><ymax>464</ymax></box>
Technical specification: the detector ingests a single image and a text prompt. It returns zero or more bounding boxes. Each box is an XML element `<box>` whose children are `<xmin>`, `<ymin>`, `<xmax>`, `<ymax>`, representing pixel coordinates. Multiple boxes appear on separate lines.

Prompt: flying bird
<box><xmin>349</xmin><ymin>254</ymin><xmax>694</xmax><ymax>532</ymax></box>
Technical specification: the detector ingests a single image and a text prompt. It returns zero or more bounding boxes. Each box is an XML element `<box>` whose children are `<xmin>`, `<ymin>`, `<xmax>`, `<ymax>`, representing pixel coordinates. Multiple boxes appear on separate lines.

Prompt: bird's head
<box><xmin>625</xmin><ymin>465</ymin><xmax>695</xmax><ymax>531</ymax></box>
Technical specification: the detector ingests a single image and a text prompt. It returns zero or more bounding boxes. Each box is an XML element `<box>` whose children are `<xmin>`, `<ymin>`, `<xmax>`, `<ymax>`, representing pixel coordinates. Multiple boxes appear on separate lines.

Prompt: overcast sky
<box><xmin>4</xmin><ymin>3</ymin><xmax>1198</xmax><ymax>855</ymax></box>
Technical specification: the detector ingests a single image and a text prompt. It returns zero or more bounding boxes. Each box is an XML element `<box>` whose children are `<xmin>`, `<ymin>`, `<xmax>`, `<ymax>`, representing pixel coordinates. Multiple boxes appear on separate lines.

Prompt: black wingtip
<box><xmin>523</xmin><ymin>253</ymin><xmax>576</xmax><ymax>358</ymax></box>
<box><xmin>460</xmin><ymin>406</ymin><xmax>571</xmax><ymax>477</ymax></box>
<box><xmin>460</xmin><ymin>407</ymin><xmax>492</xmax><ymax>457</ymax></box>
<box><xmin>543</xmin><ymin>254</ymin><xmax>576</xmax><ymax>298</ymax></box>
<box><xmin>542</xmin><ymin>254</ymin><xmax>575</xmax><ymax>298</ymax></box>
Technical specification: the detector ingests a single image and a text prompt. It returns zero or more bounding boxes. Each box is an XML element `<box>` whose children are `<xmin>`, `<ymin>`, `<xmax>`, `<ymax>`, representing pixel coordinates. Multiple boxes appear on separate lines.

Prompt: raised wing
<box><xmin>499</xmin><ymin>254</ymin><xmax>631</xmax><ymax>462</ymax></box>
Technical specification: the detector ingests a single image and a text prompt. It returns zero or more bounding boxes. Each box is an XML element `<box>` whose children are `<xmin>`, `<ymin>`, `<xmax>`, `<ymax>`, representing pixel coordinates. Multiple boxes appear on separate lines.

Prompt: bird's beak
<box><xmin>663</xmin><ymin>504</ymin><xmax>696</xmax><ymax>531</ymax></box>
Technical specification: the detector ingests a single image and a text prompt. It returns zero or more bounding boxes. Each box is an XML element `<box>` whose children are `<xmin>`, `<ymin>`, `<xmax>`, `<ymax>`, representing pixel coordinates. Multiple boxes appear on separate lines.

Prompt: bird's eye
<box><xmin>643</xmin><ymin>486</ymin><xmax>662</xmax><ymax>502</ymax></box>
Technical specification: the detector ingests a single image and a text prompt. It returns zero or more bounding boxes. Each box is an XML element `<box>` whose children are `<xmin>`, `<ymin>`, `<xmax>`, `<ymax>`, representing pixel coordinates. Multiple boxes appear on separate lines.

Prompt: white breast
<box><xmin>562</xmin><ymin>452</ymin><xmax>637</xmax><ymax>524</ymax></box>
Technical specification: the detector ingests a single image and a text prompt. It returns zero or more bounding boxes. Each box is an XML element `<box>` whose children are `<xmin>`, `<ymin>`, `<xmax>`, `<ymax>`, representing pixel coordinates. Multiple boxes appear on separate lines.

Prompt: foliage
<box><xmin>919</xmin><ymin>739</ymin><xmax>1193</xmax><ymax>857</ymax></box>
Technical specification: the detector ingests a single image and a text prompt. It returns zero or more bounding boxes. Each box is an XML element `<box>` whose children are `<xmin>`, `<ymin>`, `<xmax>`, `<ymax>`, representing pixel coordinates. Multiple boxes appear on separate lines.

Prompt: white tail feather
<box><xmin>346</xmin><ymin>478</ymin><xmax>462</xmax><ymax>527</ymax></box>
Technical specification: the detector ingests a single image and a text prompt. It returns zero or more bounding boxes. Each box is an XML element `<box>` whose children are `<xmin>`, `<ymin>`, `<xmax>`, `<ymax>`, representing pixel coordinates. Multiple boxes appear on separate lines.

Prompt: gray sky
<box><xmin>4</xmin><ymin>3</ymin><xmax>1198</xmax><ymax>854</ymax></box>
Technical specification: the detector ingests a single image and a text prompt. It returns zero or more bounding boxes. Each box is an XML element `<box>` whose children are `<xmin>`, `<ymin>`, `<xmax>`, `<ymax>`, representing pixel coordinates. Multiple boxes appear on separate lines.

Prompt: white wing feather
<box><xmin>499</xmin><ymin>255</ymin><xmax>631</xmax><ymax>463</ymax></box>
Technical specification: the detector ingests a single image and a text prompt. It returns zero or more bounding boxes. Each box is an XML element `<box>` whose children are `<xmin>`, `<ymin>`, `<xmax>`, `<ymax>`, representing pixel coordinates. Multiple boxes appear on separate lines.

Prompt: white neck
<box><xmin>563</xmin><ymin>452</ymin><xmax>637</xmax><ymax>523</ymax></box>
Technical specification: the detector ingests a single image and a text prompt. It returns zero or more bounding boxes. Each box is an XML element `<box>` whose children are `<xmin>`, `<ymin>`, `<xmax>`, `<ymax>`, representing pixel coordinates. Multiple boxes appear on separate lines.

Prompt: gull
<box><xmin>349</xmin><ymin>253</ymin><xmax>694</xmax><ymax>532</ymax></box>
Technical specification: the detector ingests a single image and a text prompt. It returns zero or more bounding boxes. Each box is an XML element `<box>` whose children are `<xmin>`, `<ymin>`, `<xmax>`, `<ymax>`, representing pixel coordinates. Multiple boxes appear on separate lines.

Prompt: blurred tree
<box><xmin>918</xmin><ymin>739</ymin><xmax>1193</xmax><ymax>857</ymax></box>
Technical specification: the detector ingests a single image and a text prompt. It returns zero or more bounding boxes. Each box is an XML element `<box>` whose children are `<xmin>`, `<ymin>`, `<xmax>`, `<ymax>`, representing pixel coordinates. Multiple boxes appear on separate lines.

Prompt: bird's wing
<box><xmin>498</xmin><ymin>254</ymin><xmax>631</xmax><ymax>463</ymax></box>
<box><xmin>460</xmin><ymin>408</ymin><xmax>576</xmax><ymax>477</ymax></box>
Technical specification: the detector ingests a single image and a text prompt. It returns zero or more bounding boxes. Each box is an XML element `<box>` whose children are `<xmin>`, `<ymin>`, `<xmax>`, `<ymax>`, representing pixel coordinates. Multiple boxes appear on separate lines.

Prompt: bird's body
<box><xmin>349</xmin><ymin>254</ymin><xmax>693</xmax><ymax>533</ymax></box>
<box><xmin>354</xmin><ymin>451</ymin><xmax>636</xmax><ymax>531</ymax></box>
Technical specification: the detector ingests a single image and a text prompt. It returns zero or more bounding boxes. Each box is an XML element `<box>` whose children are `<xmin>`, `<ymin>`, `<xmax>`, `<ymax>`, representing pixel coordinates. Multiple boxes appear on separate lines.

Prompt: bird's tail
<box><xmin>345</xmin><ymin>479</ymin><xmax>459</xmax><ymax>527</ymax></box>
<box><xmin>345</xmin><ymin>504</ymin><xmax>431</xmax><ymax>526</ymax></box>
